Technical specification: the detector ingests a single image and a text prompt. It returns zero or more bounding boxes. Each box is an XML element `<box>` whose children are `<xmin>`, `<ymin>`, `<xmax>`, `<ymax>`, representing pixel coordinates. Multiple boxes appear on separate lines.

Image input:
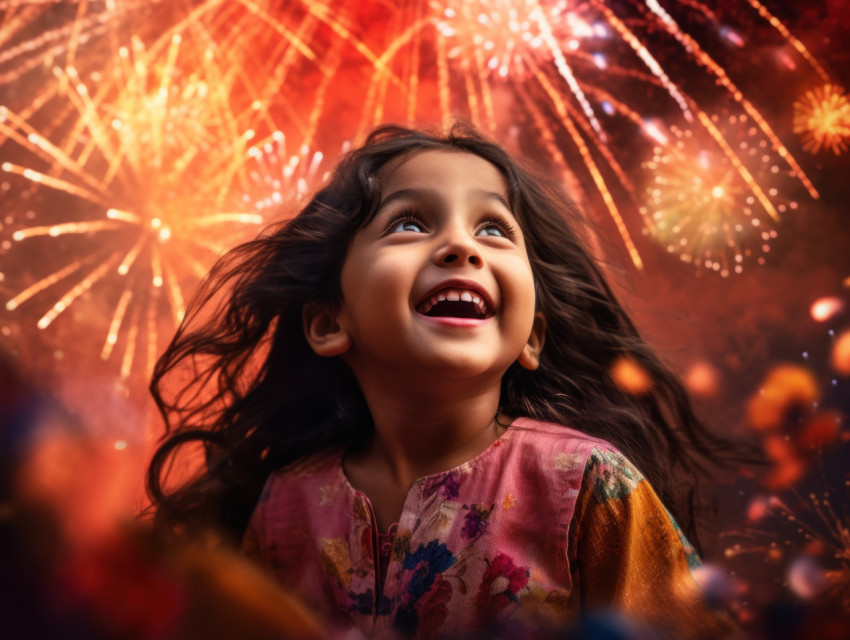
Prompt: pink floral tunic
<box><xmin>242</xmin><ymin>418</ymin><xmax>737</xmax><ymax>639</ymax></box>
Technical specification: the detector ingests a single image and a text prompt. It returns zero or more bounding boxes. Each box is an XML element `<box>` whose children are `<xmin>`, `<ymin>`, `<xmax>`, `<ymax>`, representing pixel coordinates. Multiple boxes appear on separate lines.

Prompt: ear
<box><xmin>303</xmin><ymin>301</ymin><xmax>351</xmax><ymax>357</ymax></box>
<box><xmin>517</xmin><ymin>312</ymin><xmax>546</xmax><ymax>371</ymax></box>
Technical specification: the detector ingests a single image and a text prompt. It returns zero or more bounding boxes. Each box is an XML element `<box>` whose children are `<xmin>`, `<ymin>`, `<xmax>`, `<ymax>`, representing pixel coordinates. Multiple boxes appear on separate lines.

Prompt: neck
<box><xmin>353</xmin><ymin>374</ymin><xmax>505</xmax><ymax>488</ymax></box>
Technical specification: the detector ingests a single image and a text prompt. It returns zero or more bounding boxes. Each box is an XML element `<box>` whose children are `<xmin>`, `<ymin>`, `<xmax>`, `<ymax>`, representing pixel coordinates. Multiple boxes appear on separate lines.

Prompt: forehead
<box><xmin>378</xmin><ymin>149</ymin><xmax>508</xmax><ymax>198</ymax></box>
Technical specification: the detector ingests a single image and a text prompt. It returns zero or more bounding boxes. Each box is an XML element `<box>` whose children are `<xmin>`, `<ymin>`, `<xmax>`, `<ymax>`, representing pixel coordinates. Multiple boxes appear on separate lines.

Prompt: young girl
<box><xmin>147</xmin><ymin>124</ymin><xmax>740</xmax><ymax>638</ymax></box>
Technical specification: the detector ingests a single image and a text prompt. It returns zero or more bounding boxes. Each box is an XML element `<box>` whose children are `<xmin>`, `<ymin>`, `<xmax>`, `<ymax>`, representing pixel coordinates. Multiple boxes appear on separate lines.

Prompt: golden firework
<box><xmin>793</xmin><ymin>84</ymin><xmax>850</xmax><ymax>155</ymax></box>
<box><xmin>346</xmin><ymin>0</ymin><xmax>829</xmax><ymax>271</ymax></box>
<box><xmin>0</xmin><ymin>33</ymin><xmax>270</xmax><ymax>387</ymax></box>
<box><xmin>2</xmin><ymin>1</ymin><xmax>836</xmax><ymax>277</ymax></box>
<box><xmin>640</xmin><ymin>114</ymin><xmax>795</xmax><ymax>276</ymax></box>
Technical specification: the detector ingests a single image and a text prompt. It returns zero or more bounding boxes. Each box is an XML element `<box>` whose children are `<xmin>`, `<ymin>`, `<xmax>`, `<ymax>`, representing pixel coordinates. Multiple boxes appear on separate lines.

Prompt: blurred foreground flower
<box><xmin>745</xmin><ymin>364</ymin><xmax>842</xmax><ymax>489</ymax></box>
<box><xmin>832</xmin><ymin>330</ymin><xmax>850</xmax><ymax>376</ymax></box>
<box><xmin>0</xmin><ymin>351</ymin><xmax>326</xmax><ymax>640</ymax></box>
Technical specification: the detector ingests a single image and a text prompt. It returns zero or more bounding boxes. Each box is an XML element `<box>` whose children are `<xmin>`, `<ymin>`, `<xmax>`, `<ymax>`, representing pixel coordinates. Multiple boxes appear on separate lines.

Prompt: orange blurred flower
<box><xmin>832</xmin><ymin>330</ymin><xmax>850</xmax><ymax>375</ymax></box>
<box><xmin>746</xmin><ymin>364</ymin><xmax>819</xmax><ymax>432</ymax></box>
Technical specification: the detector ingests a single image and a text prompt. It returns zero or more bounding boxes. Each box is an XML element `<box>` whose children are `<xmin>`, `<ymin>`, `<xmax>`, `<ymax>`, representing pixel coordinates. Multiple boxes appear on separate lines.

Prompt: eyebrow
<box><xmin>377</xmin><ymin>187</ymin><xmax>511</xmax><ymax>212</ymax></box>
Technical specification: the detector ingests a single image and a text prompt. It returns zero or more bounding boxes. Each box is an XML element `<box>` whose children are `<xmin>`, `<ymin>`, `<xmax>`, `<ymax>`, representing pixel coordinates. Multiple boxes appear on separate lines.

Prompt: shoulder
<box><xmin>506</xmin><ymin>417</ymin><xmax>620</xmax><ymax>469</ymax></box>
<box><xmin>571</xmin><ymin>445</ymin><xmax>697</xmax><ymax>567</ymax></box>
<box><xmin>256</xmin><ymin>448</ymin><xmax>345</xmax><ymax>505</ymax></box>
<box><xmin>506</xmin><ymin>418</ymin><xmax>646</xmax><ymax>490</ymax></box>
<box><xmin>508</xmin><ymin>416</ymin><xmax>615</xmax><ymax>447</ymax></box>
<box><xmin>490</xmin><ymin>418</ymin><xmax>633</xmax><ymax>506</ymax></box>
<box><xmin>583</xmin><ymin>446</ymin><xmax>645</xmax><ymax>503</ymax></box>
<box><xmin>244</xmin><ymin>447</ymin><xmax>350</xmax><ymax>546</ymax></box>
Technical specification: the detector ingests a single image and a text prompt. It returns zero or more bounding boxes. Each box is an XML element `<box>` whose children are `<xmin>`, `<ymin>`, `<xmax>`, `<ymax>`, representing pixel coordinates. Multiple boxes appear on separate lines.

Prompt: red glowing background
<box><xmin>0</xmin><ymin>0</ymin><xmax>848</xmax><ymax>634</ymax></box>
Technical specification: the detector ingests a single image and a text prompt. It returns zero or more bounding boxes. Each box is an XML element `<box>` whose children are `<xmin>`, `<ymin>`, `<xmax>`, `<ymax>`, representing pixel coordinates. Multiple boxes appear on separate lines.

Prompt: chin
<box><xmin>420</xmin><ymin>357</ymin><xmax>514</xmax><ymax>384</ymax></box>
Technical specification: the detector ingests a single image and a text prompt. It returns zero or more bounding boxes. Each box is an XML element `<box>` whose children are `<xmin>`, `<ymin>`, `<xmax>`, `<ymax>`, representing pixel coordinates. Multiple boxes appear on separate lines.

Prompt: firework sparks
<box><xmin>2</xmin><ymin>1</ymin><xmax>837</xmax><ymax>277</ymax></box>
<box><xmin>639</xmin><ymin>113</ymin><xmax>796</xmax><ymax>276</ymax></box>
<box><xmin>793</xmin><ymin>84</ymin><xmax>850</xmax><ymax>155</ymax></box>
<box><xmin>246</xmin><ymin>130</ymin><xmax>339</xmax><ymax>213</ymax></box>
<box><xmin>337</xmin><ymin>0</ymin><xmax>833</xmax><ymax>272</ymax></box>
<box><xmin>727</xmin><ymin>480</ymin><xmax>850</xmax><ymax>611</ymax></box>
<box><xmin>724</xmin><ymin>310</ymin><xmax>849</xmax><ymax>615</ymax></box>
<box><xmin>0</xmin><ymin>33</ymin><xmax>269</xmax><ymax>388</ymax></box>
<box><xmin>0</xmin><ymin>0</ymin><xmax>201</xmax><ymax>130</ymax></box>
<box><xmin>0</xmin><ymin>1</ymin><xmax>843</xmax><ymax>393</ymax></box>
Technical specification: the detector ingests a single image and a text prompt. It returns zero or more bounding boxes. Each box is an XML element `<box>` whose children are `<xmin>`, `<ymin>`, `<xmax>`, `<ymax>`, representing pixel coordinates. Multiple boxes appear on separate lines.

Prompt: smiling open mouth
<box><xmin>416</xmin><ymin>288</ymin><xmax>493</xmax><ymax>319</ymax></box>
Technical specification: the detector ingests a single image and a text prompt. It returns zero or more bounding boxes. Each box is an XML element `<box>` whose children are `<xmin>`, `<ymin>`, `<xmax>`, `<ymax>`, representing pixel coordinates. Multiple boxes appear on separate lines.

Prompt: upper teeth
<box><xmin>417</xmin><ymin>288</ymin><xmax>489</xmax><ymax>316</ymax></box>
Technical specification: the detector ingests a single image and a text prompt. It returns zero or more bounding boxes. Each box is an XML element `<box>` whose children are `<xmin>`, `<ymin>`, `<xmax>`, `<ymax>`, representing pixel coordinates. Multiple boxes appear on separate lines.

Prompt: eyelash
<box><xmin>382</xmin><ymin>212</ymin><xmax>423</xmax><ymax>235</ymax></box>
<box><xmin>479</xmin><ymin>216</ymin><xmax>518</xmax><ymax>241</ymax></box>
<box><xmin>382</xmin><ymin>212</ymin><xmax>518</xmax><ymax>240</ymax></box>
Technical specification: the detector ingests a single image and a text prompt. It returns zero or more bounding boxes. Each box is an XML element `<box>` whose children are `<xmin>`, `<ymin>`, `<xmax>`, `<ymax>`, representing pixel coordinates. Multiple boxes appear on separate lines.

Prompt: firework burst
<box><xmin>639</xmin><ymin>113</ymin><xmax>798</xmax><ymax>276</ymax></box>
<box><xmin>2</xmin><ymin>1</ymin><xmax>837</xmax><ymax>277</ymax></box>
<box><xmin>0</xmin><ymin>0</ymin><xmax>200</xmax><ymax>128</ymax></box>
<box><xmin>339</xmin><ymin>0</ymin><xmax>832</xmax><ymax>272</ymax></box>
<box><xmin>0</xmin><ymin>1</ymin><xmax>843</xmax><ymax>392</ymax></box>
<box><xmin>0</xmin><ymin>34</ymin><xmax>269</xmax><ymax>388</ymax></box>
<box><xmin>725</xmin><ymin>480</ymin><xmax>850</xmax><ymax>611</ymax></box>
<box><xmin>246</xmin><ymin>131</ymin><xmax>339</xmax><ymax>213</ymax></box>
<box><xmin>793</xmin><ymin>84</ymin><xmax>850</xmax><ymax>155</ymax></box>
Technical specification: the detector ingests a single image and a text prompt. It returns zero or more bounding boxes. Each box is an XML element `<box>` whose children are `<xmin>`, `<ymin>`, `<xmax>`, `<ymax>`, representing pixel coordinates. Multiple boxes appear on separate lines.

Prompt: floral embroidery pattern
<box><xmin>247</xmin><ymin>422</ymin><xmax>716</xmax><ymax>639</ymax></box>
<box><xmin>319</xmin><ymin>482</ymin><xmax>340</xmax><ymax>505</ymax></box>
<box><xmin>667</xmin><ymin>508</ymin><xmax>701</xmax><ymax>569</ymax></box>
<box><xmin>587</xmin><ymin>448</ymin><xmax>644</xmax><ymax>502</ymax></box>
<box><xmin>553</xmin><ymin>451</ymin><xmax>584</xmax><ymax>472</ymax></box>
<box><xmin>424</xmin><ymin>470</ymin><xmax>462</xmax><ymax>500</ymax></box>
<box><xmin>461</xmin><ymin>503</ymin><xmax>493</xmax><ymax>540</ymax></box>
<box><xmin>393</xmin><ymin>530</ymin><xmax>411</xmax><ymax>562</ymax></box>
<box><xmin>475</xmin><ymin>553</ymin><xmax>530</xmax><ymax>621</ymax></box>
<box><xmin>410</xmin><ymin>576</ymin><xmax>453</xmax><ymax>638</ymax></box>
<box><xmin>394</xmin><ymin>540</ymin><xmax>458</xmax><ymax>635</ymax></box>
<box><xmin>400</xmin><ymin>540</ymin><xmax>458</xmax><ymax>603</ymax></box>
<box><xmin>320</xmin><ymin>538</ymin><xmax>353</xmax><ymax>589</ymax></box>
<box><xmin>514</xmin><ymin>585</ymin><xmax>572</xmax><ymax>628</ymax></box>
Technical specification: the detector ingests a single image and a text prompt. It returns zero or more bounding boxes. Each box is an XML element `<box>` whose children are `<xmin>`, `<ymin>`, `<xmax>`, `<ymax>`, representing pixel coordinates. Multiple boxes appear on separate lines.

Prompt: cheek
<box><xmin>340</xmin><ymin>253</ymin><xmax>413</xmax><ymax>320</ymax></box>
<box><xmin>350</xmin><ymin>254</ymin><xmax>409</xmax><ymax>292</ymax></box>
<box><xmin>510</xmin><ymin>260</ymin><xmax>537</xmax><ymax>309</ymax></box>
<box><xmin>501</xmin><ymin>259</ymin><xmax>538</xmax><ymax>336</ymax></box>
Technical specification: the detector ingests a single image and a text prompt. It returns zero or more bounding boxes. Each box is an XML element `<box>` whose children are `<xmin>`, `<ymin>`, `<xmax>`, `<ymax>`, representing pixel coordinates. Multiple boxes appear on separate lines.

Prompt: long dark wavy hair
<box><xmin>146</xmin><ymin>122</ymin><xmax>739</xmax><ymax>548</ymax></box>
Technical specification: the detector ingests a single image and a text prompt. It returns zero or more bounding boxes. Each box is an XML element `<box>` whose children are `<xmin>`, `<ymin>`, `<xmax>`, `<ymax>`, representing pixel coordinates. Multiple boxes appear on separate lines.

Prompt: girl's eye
<box><xmin>387</xmin><ymin>216</ymin><xmax>425</xmax><ymax>234</ymax></box>
<box><xmin>476</xmin><ymin>218</ymin><xmax>516</xmax><ymax>240</ymax></box>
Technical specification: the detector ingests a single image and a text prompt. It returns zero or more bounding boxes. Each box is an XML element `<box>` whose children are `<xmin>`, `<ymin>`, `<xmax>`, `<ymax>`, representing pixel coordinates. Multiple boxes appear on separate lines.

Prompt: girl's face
<box><xmin>316</xmin><ymin>149</ymin><xmax>543</xmax><ymax>391</ymax></box>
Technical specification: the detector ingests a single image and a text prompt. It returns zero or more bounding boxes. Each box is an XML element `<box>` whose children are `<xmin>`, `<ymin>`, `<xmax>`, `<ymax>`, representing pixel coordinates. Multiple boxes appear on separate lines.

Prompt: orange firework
<box><xmin>0</xmin><ymin>34</ymin><xmax>273</xmax><ymax>389</ymax></box>
<box><xmin>344</xmin><ymin>0</ymin><xmax>830</xmax><ymax>272</ymax></box>
<box><xmin>793</xmin><ymin>84</ymin><xmax>850</xmax><ymax>155</ymax></box>
<box><xmin>0</xmin><ymin>0</ymin><xmax>203</xmax><ymax>127</ymax></box>
<box><xmin>2</xmin><ymin>1</ymin><xmax>838</xmax><ymax>277</ymax></box>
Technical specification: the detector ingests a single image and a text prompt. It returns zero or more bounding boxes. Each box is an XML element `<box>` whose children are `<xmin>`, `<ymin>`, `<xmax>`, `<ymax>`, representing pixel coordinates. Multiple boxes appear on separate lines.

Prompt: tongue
<box><xmin>425</xmin><ymin>300</ymin><xmax>482</xmax><ymax>319</ymax></box>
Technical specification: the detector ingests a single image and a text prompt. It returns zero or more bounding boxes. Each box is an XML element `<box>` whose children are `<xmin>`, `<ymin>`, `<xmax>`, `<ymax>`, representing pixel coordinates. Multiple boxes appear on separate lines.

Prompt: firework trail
<box><xmin>1</xmin><ymin>33</ymin><xmax>271</xmax><ymax>387</ymax></box>
<box><xmin>334</xmin><ymin>0</ymin><xmax>838</xmax><ymax>271</ymax></box>
<box><xmin>0</xmin><ymin>1</ymin><xmax>844</xmax><ymax>394</ymax></box>
<box><xmin>2</xmin><ymin>1</ymin><xmax>840</xmax><ymax>281</ymax></box>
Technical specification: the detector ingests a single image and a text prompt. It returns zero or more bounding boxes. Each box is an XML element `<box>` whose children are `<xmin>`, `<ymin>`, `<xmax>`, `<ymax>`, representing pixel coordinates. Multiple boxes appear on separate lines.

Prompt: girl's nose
<box><xmin>433</xmin><ymin>230</ymin><xmax>483</xmax><ymax>267</ymax></box>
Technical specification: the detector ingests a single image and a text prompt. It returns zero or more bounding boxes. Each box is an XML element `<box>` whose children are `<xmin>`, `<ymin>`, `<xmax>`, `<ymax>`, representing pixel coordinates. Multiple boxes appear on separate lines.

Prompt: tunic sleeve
<box><xmin>568</xmin><ymin>446</ymin><xmax>741</xmax><ymax>639</ymax></box>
